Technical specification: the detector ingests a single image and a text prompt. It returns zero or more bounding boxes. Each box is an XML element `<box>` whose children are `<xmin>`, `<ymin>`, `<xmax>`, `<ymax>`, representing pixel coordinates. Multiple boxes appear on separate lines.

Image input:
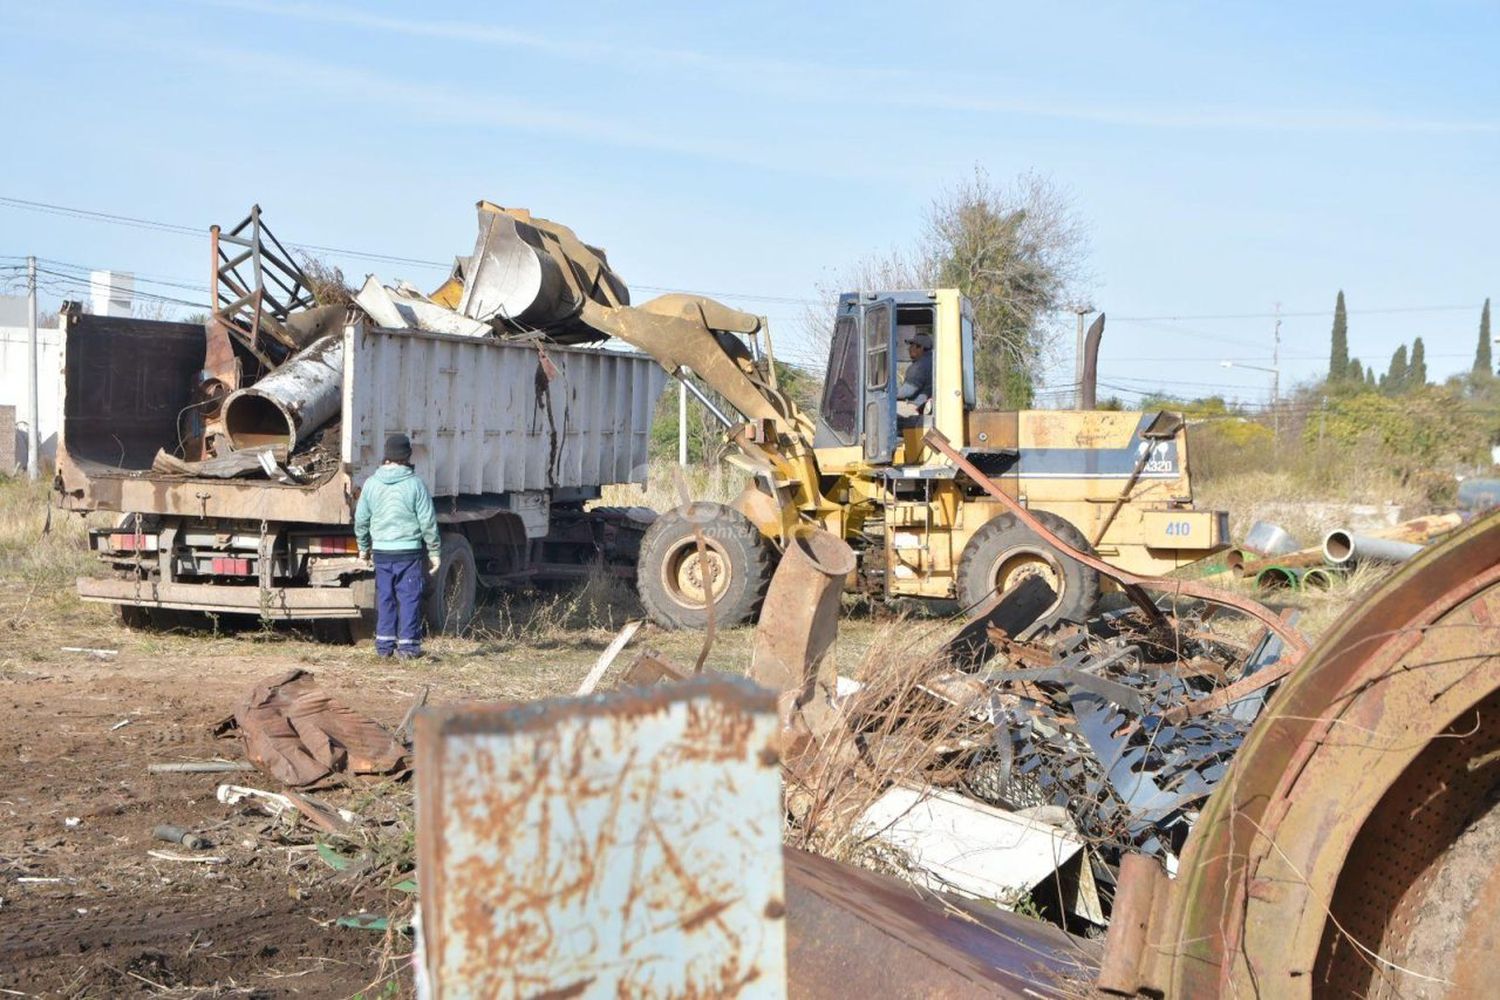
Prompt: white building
<box><xmin>0</xmin><ymin>321</ymin><xmax>63</xmax><ymax>472</ymax></box>
<box><xmin>89</xmin><ymin>270</ymin><xmax>134</xmax><ymax>318</ymax></box>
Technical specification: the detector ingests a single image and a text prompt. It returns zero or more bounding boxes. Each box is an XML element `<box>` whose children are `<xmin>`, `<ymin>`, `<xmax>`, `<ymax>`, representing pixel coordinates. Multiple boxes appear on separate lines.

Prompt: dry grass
<box><xmin>782</xmin><ymin>613</ymin><xmax>980</xmax><ymax>864</ymax></box>
<box><xmin>599</xmin><ymin>459</ymin><xmax>741</xmax><ymax>512</ymax></box>
<box><xmin>1195</xmin><ymin>466</ymin><xmax>1429</xmax><ymax>545</ymax></box>
<box><xmin>0</xmin><ymin>475</ymin><xmax>122</xmax><ymax>669</ymax></box>
<box><xmin>1206</xmin><ymin>559</ymin><xmax>1396</xmax><ymax>644</ymax></box>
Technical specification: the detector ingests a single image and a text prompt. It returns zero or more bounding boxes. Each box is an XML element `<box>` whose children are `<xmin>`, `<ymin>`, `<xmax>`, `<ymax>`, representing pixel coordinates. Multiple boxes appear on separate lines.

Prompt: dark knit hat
<box><xmin>383</xmin><ymin>433</ymin><xmax>413</xmax><ymax>463</ymax></box>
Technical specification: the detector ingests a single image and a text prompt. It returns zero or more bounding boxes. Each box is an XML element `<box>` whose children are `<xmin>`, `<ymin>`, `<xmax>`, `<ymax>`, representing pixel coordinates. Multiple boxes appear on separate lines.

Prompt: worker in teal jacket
<box><xmin>354</xmin><ymin>434</ymin><xmax>441</xmax><ymax>658</ymax></box>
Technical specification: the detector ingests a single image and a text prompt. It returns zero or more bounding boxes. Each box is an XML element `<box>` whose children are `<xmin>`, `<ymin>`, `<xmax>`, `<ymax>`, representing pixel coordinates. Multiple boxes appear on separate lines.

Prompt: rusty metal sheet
<box><xmin>415</xmin><ymin>676</ymin><xmax>786</xmax><ymax>999</ymax></box>
<box><xmin>1107</xmin><ymin>508</ymin><xmax>1500</xmax><ymax>997</ymax></box>
<box><xmin>783</xmin><ymin>846</ymin><xmax>1098</xmax><ymax>999</ymax></box>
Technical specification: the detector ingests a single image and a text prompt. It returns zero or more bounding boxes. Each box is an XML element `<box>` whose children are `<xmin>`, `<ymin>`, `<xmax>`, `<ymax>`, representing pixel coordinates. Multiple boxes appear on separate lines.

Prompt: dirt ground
<box><xmin>0</xmin><ymin>477</ymin><xmax>1376</xmax><ymax>998</ymax></box>
<box><xmin>0</xmin><ymin>584</ymin><xmax>902</xmax><ymax>999</ymax></box>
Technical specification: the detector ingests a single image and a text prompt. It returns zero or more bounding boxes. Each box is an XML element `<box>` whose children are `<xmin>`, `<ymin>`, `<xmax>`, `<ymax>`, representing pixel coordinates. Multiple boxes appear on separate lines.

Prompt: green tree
<box><xmin>1329</xmin><ymin>290</ymin><xmax>1349</xmax><ymax>381</ymax></box>
<box><xmin>1306</xmin><ymin>384</ymin><xmax>1490</xmax><ymax>492</ymax></box>
<box><xmin>1409</xmin><ymin>337</ymin><xmax>1428</xmax><ymax>387</ymax></box>
<box><xmin>1365</xmin><ymin>366</ymin><xmax>1377</xmax><ymax>390</ymax></box>
<box><xmin>650</xmin><ymin>359</ymin><xmax>816</xmax><ymax>463</ymax></box>
<box><xmin>925</xmin><ymin>168</ymin><xmax>1087</xmax><ymax>408</ymax></box>
<box><xmin>1347</xmin><ymin>358</ymin><xmax>1363</xmax><ymax>384</ymax></box>
<box><xmin>1477</xmin><ymin>298</ymin><xmax>1494</xmax><ymax>376</ymax></box>
<box><xmin>1384</xmin><ymin>344</ymin><xmax>1409</xmax><ymax>394</ymax></box>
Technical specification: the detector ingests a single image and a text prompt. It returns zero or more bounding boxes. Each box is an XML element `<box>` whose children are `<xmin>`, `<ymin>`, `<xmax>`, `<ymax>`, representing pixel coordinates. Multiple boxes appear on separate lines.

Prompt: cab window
<box><xmin>819</xmin><ymin>315</ymin><xmax>859</xmax><ymax>444</ymax></box>
<box><xmin>865</xmin><ymin>304</ymin><xmax>890</xmax><ymax>389</ymax></box>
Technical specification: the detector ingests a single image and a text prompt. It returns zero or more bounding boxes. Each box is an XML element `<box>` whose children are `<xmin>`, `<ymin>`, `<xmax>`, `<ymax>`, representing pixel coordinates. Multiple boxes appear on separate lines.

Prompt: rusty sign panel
<box><xmin>415</xmin><ymin>676</ymin><xmax>786</xmax><ymax>999</ymax></box>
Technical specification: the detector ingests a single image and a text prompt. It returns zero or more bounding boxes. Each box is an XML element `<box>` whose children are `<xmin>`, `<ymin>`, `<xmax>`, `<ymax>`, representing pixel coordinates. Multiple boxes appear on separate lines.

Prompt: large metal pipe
<box><xmin>751</xmin><ymin>528</ymin><xmax>856</xmax><ymax>742</ymax></box>
<box><xmin>1300</xmin><ymin>566</ymin><xmax>1338</xmax><ymax>590</ymax></box>
<box><xmin>1322</xmin><ymin>529</ymin><xmax>1422</xmax><ymax>566</ymax></box>
<box><xmin>1254</xmin><ymin>565</ymin><xmax>1300</xmax><ymax>592</ymax></box>
<box><xmin>221</xmin><ymin>334</ymin><xmax>344</xmax><ymax>452</ymax></box>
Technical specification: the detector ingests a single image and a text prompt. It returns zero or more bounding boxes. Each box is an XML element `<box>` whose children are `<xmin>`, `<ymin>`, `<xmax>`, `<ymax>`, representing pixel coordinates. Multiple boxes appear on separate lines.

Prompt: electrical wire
<box><xmin>4</xmin><ymin>192</ymin><xmax>1487</xmax><ymax>325</ymax></box>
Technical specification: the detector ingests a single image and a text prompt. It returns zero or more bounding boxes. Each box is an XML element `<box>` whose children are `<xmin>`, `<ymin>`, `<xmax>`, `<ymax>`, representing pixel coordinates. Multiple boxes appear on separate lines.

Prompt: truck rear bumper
<box><xmin>78</xmin><ymin>577</ymin><xmax>363</xmax><ymax>618</ymax></box>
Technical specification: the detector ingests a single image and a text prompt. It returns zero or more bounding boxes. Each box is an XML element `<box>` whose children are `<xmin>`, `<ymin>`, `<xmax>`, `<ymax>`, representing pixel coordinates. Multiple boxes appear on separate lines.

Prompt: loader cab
<box><xmin>814</xmin><ymin>289</ymin><xmax>975</xmax><ymax>465</ymax></box>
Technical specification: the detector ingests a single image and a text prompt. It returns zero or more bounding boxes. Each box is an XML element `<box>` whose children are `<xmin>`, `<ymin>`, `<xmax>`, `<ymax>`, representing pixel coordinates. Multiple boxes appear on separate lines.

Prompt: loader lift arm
<box><xmin>578</xmin><ymin>295</ymin><xmax>835</xmax><ymax>538</ymax></box>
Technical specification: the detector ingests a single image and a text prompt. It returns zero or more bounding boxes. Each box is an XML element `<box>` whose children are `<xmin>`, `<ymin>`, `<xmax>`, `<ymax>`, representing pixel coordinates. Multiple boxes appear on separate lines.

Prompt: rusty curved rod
<box><xmin>923</xmin><ymin>429</ymin><xmax>1309</xmax><ymax>660</ymax></box>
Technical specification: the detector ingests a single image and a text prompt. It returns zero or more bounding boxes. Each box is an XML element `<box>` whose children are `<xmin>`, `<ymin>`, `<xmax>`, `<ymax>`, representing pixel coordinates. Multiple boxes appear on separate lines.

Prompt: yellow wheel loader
<box><xmin>580</xmin><ymin>286</ymin><xmax>1229</xmax><ymax>630</ymax></box>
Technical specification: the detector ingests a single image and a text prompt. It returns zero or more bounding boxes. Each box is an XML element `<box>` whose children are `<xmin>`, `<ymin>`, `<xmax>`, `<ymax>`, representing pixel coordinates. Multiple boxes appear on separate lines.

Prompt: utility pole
<box><xmin>1071</xmin><ymin>303</ymin><xmax>1095</xmax><ymax>409</ymax></box>
<box><xmin>677</xmin><ymin>369</ymin><xmax>689</xmax><ymax>466</ymax></box>
<box><xmin>1271</xmin><ymin>301</ymin><xmax>1282</xmax><ymax>442</ymax></box>
<box><xmin>26</xmin><ymin>255</ymin><xmax>39</xmax><ymax>480</ymax></box>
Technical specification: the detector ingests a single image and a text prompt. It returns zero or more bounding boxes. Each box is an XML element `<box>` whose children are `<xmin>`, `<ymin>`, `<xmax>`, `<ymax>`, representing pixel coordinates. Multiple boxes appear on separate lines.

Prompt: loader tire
<box><xmin>424</xmin><ymin>532</ymin><xmax>477</xmax><ymax>635</ymax></box>
<box><xmin>637</xmin><ymin>502</ymin><xmax>774</xmax><ymax>630</ymax></box>
<box><xmin>956</xmin><ymin>511</ymin><xmax>1100</xmax><ymax>627</ymax></box>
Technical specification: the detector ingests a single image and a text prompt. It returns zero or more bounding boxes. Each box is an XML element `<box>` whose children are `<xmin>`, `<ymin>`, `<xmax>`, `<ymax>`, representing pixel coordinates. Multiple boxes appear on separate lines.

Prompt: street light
<box><xmin>1221</xmin><ymin>360</ymin><xmax>1282</xmax><ymax>437</ymax></box>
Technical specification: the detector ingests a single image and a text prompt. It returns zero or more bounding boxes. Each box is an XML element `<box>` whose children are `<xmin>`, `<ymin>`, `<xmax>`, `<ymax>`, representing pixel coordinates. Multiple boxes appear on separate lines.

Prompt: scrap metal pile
<box><xmin>1208</xmin><ymin>512</ymin><xmax>1468</xmax><ymax>592</ymax></box>
<box><xmin>162</xmin><ymin>202</ymin><xmax>629</xmax><ymax>478</ymax></box>
<box><xmin>961</xmin><ymin>616</ymin><xmax>1283</xmax><ymax>858</ymax></box>
<box><xmin>603</xmin><ymin>482</ymin><xmax>1310</xmax><ymax>932</ymax></box>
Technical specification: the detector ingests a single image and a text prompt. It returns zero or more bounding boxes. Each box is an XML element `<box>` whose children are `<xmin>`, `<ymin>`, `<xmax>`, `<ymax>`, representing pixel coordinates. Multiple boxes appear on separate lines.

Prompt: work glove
<box><xmin>357</xmin><ymin>550</ymin><xmax>372</xmax><ymax>567</ymax></box>
<box><xmin>428</xmin><ymin>553</ymin><xmax>442</xmax><ymax>575</ymax></box>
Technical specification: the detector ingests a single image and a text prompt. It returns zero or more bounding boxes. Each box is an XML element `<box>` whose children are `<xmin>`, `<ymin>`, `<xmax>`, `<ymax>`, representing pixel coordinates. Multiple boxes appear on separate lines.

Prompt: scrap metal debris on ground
<box><xmin>1210</xmin><ymin>512</ymin><xmax>1466</xmax><ymax>591</ymax></box>
<box><xmin>213</xmin><ymin>669</ymin><xmax>409</xmax><ymax>788</ymax></box>
<box><xmin>610</xmin><ymin>507</ymin><xmax>1311</xmax><ymax>934</ymax></box>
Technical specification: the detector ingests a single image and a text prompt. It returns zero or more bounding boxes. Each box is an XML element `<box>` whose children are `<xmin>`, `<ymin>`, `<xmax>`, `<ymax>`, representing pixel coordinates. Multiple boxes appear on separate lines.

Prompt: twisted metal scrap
<box><xmin>985</xmin><ymin>634</ymin><xmax>1260</xmax><ymax>857</ymax></box>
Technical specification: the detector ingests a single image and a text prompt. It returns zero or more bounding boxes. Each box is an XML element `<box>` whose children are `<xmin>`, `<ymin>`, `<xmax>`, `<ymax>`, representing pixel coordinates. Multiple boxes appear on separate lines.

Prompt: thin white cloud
<box><xmin>198</xmin><ymin>0</ymin><xmax>906</xmax><ymax>91</ymax></box>
<box><xmin>197</xmin><ymin>0</ymin><xmax>1500</xmax><ymax>135</ymax></box>
<box><xmin>88</xmin><ymin>21</ymin><xmax>890</xmax><ymax>181</ymax></box>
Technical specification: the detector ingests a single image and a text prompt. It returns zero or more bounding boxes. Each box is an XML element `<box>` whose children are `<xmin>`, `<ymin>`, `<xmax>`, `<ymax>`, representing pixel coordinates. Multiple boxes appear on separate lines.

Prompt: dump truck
<box><xmin>54</xmin><ymin>307</ymin><xmax>665</xmax><ymax>636</ymax></box>
<box><xmin>594</xmin><ymin>288</ymin><xmax>1230</xmax><ymax>629</ymax></box>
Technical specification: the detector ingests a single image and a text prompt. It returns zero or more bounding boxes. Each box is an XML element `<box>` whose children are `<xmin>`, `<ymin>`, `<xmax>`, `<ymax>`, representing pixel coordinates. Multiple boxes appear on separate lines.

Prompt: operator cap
<box><xmin>911</xmin><ymin>332</ymin><xmax>933</xmax><ymax>349</ymax></box>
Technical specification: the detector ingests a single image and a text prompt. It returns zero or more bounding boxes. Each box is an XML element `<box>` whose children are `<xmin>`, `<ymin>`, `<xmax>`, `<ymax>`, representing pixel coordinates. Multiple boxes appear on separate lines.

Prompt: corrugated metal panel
<box><xmin>345</xmin><ymin>324</ymin><xmax>665</xmax><ymax>496</ymax></box>
<box><xmin>415</xmin><ymin>676</ymin><xmax>787</xmax><ymax>999</ymax></box>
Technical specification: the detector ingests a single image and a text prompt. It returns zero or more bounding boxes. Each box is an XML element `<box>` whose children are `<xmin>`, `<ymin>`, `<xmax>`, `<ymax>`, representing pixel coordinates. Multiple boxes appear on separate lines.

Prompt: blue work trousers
<box><xmin>374</xmin><ymin>551</ymin><xmax>425</xmax><ymax>656</ymax></box>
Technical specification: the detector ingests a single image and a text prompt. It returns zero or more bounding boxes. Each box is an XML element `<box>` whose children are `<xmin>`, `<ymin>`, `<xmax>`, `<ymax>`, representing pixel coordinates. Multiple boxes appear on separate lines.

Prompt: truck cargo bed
<box><xmin>56</xmin><ymin>314</ymin><xmax>666</xmax><ymax>522</ymax></box>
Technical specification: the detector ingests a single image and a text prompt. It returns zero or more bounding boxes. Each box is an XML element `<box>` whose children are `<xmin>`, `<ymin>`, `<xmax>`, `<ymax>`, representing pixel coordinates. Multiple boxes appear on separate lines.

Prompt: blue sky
<box><xmin>3</xmin><ymin>0</ymin><xmax>1496</xmax><ymax>404</ymax></box>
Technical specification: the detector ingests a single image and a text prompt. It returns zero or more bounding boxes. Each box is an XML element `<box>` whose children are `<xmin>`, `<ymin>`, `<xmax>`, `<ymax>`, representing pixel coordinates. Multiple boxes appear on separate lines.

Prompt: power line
<box><xmin>2</xmin><ymin>193</ymin><xmax>1489</xmax><ymax>326</ymax></box>
<box><xmin>1113</xmin><ymin>304</ymin><xmax>1482</xmax><ymax>323</ymax></box>
<box><xmin>0</xmin><ymin>194</ymin><xmax>828</xmax><ymax>304</ymax></box>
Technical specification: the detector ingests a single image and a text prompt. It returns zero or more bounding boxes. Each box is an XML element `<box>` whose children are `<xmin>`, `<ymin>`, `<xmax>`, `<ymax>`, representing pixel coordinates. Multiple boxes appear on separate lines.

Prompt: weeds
<box><xmin>599</xmin><ymin>459</ymin><xmax>740</xmax><ymax>512</ymax></box>
<box><xmin>783</xmin><ymin>612</ymin><xmax>979</xmax><ymax>865</ymax></box>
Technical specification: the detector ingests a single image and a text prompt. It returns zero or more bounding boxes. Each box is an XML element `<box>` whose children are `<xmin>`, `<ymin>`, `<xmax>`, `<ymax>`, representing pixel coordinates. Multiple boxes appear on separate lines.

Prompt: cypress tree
<box><xmin>1385</xmin><ymin>344</ymin><xmax>1408</xmax><ymax>394</ymax></box>
<box><xmin>1365</xmin><ymin>366</ymin><xmax>1376</xmax><ymax>389</ymax></box>
<box><xmin>1329</xmin><ymin>290</ymin><xmax>1349</xmax><ymax>381</ymax></box>
<box><xmin>1347</xmin><ymin>358</ymin><xmax>1363</xmax><ymax>384</ymax></box>
<box><xmin>1477</xmin><ymin>298</ymin><xmax>1493</xmax><ymax>376</ymax></box>
<box><xmin>1409</xmin><ymin>337</ymin><xmax>1428</xmax><ymax>387</ymax></box>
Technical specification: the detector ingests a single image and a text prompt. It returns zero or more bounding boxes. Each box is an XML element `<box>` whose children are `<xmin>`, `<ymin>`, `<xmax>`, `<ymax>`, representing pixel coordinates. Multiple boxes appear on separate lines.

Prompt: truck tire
<box><xmin>424</xmin><ymin>532</ymin><xmax>478</xmax><ymax>635</ymax></box>
<box><xmin>117</xmin><ymin>604</ymin><xmax>153</xmax><ymax>630</ymax></box>
<box><xmin>115</xmin><ymin>604</ymin><xmax>204</xmax><ymax>632</ymax></box>
<box><xmin>637</xmin><ymin>503</ymin><xmax>774</xmax><ymax>630</ymax></box>
<box><xmin>956</xmin><ymin>511</ymin><xmax>1101</xmax><ymax>627</ymax></box>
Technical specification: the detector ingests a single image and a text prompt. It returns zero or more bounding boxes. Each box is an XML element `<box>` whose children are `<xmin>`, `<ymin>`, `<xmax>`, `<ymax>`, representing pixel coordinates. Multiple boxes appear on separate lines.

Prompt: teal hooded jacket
<box><xmin>354</xmin><ymin>464</ymin><xmax>440</xmax><ymax>556</ymax></box>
